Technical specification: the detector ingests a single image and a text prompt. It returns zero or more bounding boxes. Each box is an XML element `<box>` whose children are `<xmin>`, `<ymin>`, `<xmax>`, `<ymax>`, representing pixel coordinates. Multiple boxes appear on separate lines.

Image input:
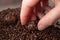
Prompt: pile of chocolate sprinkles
<box><xmin>0</xmin><ymin>8</ymin><xmax>60</xmax><ymax>40</ymax></box>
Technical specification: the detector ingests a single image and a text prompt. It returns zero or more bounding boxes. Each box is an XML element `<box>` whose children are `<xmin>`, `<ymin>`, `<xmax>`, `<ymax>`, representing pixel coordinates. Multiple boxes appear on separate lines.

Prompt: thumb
<box><xmin>38</xmin><ymin>6</ymin><xmax>60</xmax><ymax>30</ymax></box>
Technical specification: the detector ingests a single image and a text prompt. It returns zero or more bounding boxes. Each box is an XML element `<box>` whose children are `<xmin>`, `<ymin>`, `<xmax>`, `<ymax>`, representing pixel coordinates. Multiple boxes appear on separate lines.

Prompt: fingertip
<box><xmin>20</xmin><ymin>20</ymin><xmax>26</xmax><ymax>25</ymax></box>
<box><xmin>37</xmin><ymin>22</ymin><xmax>47</xmax><ymax>31</ymax></box>
<box><xmin>38</xmin><ymin>25</ymin><xmax>44</xmax><ymax>31</ymax></box>
<box><xmin>20</xmin><ymin>16</ymin><xmax>26</xmax><ymax>25</ymax></box>
<box><xmin>20</xmin><ymin>4</ymin><xmax>31</xmax><ymax>25</ymax></box>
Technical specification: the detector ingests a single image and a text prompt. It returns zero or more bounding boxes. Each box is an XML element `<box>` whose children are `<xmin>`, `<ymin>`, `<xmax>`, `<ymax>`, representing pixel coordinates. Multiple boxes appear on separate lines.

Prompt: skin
<box><xmin>20</xmin><ymin>0</ymin><xmax>60</xmax><ymax>30</ymax></box>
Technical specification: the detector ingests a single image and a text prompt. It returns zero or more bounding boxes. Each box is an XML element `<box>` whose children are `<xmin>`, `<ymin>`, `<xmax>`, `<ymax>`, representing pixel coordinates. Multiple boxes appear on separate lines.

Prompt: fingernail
<box><xmin>38</xmin><ymin>25</ymin><xmax>45</xmax><ymax>31</ymax></box>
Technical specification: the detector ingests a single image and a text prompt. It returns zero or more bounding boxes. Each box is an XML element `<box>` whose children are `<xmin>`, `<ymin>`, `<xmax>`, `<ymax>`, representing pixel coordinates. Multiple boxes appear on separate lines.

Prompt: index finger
<box><xmin>20</xmin><ymin>0</ymin><xmax>40</xmax><ymax>25</ymax></box>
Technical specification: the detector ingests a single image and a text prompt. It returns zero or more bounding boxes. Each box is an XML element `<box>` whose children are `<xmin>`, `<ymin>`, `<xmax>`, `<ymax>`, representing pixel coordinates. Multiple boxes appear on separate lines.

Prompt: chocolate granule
<box><xmin>0</xmin><ymin>8</ymin><xmax>60</xmax><ymax>40</ymax></box>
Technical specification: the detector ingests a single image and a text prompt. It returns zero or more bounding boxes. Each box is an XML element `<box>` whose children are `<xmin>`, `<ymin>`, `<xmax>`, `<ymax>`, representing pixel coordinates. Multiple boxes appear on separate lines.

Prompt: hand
<box><xmin>20</xmin><ymin>0</ymin><xmax>60</xmax><ymax>30</ymax></box>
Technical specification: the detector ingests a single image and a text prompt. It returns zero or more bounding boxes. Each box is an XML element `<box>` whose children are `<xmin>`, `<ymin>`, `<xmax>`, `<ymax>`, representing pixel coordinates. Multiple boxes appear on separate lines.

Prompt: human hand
<box><xmin>20</xmin><ymin>0</ymin><xmax>60</xmax><ymax>30</ymax></box>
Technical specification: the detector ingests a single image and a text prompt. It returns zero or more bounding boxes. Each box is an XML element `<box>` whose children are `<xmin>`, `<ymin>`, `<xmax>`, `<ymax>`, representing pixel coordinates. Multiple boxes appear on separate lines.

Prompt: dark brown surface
<box><xmin>0</xmin><ymin>8</ymin><xmax>60</xmax><ymax>40</ymax></box>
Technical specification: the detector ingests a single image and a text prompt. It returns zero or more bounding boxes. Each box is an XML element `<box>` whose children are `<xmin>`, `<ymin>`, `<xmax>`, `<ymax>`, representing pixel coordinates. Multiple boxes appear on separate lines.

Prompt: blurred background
<box><xmin>0</xmin><ymin>0</ymin><xmax>22</xmax><ymax>11</ymax></box>
<box><xmin>0</xmin><ymin>0</ymin><xmax>54</xmax><ymax>11</ymax></box>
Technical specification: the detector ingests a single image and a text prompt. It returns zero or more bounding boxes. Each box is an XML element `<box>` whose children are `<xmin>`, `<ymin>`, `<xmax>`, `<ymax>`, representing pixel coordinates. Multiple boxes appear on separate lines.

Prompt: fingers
<box><xmin>42</xmin><ymin>0</ymin><xmax>51</xmax><ymax>11</ymax></box>
<box><xmin>35</xmin><ymin>2</ymin><xmax>45</xmax><ymax>19</ymax></box>
<box><xmin>44</xmin><ymin>6</ymin><xmax>52</xmax><ymax>11</ymax></box>
<box><xmin>20</xmin><ymin>0</ymin><xmax>39</xmax><ymax>25</ymax></box>
<box><xmin>20</xmin><ymin>5</ymin><xmax>33</xmax><ymax>25</ymax></box>
<box><xmin>38</xmin><ymin>6</ymin><xmax>60</xmax><ymax>30</ymax></box>
<box><xmin>37</xmin><ymin>13</ymin><xmax>45</xmax><ymax>19</ymax></box>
